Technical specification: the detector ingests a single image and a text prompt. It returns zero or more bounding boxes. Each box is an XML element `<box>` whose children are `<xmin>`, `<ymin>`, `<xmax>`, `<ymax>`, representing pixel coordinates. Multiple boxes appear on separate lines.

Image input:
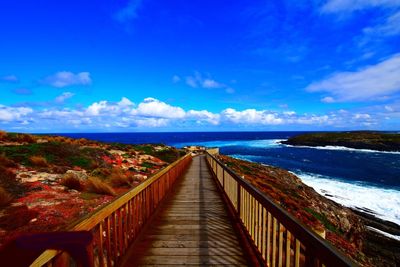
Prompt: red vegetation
<box><xmin>0</xmin><ymin>131</ymin><xmax>178</xmax><ymax>250</ymax></box>
<box><xmin>0</xmin><ymin>205</ymin><xmax>38</xmax><ymax>231</ymax></box>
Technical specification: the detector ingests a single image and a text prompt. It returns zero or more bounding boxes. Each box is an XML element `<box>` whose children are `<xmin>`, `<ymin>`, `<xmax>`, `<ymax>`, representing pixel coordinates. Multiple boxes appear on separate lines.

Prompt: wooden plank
<box><xmin>286</xmin><ymin>231</ymin><xmax>292</xmax><ymax>267</ymax></box>
<box><xmin>133</xmin><ymin>247</ymin><xmax>245</xmax><ymax>256</ymax></box>
<box><xmin>136</xmin><ymin>255</ymin><xmax>248</xmax><ymax>265</ymax></box>
<box><xmin>121</xmin><ymin>156</ymin><xmax>249</xmax><ymax>267</ymax></box>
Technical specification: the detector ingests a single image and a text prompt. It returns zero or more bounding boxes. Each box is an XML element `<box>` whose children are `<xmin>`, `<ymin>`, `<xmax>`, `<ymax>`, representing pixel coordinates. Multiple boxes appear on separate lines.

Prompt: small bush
<box><xmin>0</xmin><ymin>187</ymin><xmax>13</xmax><ymax>207</ymax></box>
<box><xmin>141</xmin><ymin>162</ymin><xmax>154</xmax><ymax>169</ymax></box>
<box><xmin>86</xmin><ymin>177</ymin><xmax>115</xmax><ymax>196</ymax></box>
<box><xmin>29</xmin><ymin>155</ymin><xmax>48</xmax><ymax>167</ymax></box>
<box><xmin>69</xmin><ymin>156</ymin><xmax>92</xmax><ymax>169</ymax></box>
<box><xmin>60</xmin><ymin>173</ymin><xmax>84</xmax><ymax>191</ymax></box>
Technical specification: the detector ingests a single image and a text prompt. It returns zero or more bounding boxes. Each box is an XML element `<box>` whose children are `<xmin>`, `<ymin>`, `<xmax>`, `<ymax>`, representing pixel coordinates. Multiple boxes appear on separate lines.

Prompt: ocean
<box><xmin>59</xmin><ymin>132</ymin><xmax>400</xmax><ymax>227</ymax></box>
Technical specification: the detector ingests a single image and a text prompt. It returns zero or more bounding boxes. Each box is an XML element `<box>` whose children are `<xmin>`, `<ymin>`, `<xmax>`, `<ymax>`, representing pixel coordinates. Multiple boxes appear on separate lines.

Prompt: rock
<box><xmin>65</xmin><ymin>170</ymin><xmax>88</xmax><ymax>181</ymax></box>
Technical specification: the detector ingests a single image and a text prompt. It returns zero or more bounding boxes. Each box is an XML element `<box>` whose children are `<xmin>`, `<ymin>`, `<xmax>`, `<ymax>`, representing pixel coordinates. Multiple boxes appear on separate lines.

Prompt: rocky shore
<box><xmin>218</xmin><ymin>154</ymin><xmax>400</xmax><ymax>266</ymax></box>
<box><xmin>351</xmin><ymin>208</ymin><xmax>400</xmax><ymax>266</ymax></box>
<box><xmin>281</xmin><ymin>131</ymin><xmax>400</xmax><ymax>152</ymax></box>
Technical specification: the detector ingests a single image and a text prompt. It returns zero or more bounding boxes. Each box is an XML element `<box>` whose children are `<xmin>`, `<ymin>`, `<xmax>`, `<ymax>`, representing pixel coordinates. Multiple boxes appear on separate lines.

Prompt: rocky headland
<box><xmin>281</xmin><ymin>131</ymin><xmax>400</xmax><ymax>152</ymax></box>
<box><xmin>217</xmin><ymin>155</ymin><xmax>400</xmax><ymax>266</ymax></box>
<box><xmin>0</xmin><ymin>131</ymin><xmax>184</xmax><ymax>248</ymax></box>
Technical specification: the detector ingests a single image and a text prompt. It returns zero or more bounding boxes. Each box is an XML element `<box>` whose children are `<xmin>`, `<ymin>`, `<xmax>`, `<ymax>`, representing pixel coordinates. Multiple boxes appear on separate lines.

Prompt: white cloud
<box><xmin>86</xmin><ymin>101</ymin><xmax>109</xmax><ymax>116</ymax></box>
<box><xmin>363</xmin><ymin>11</ymin><xmax>400</xmax><ymax>37</ymax></box>
<box><xmin>202</xmin><ymin>79</ymin><xmax>224</xmax><ymax>89</ymax></box>
<box><xmin>187</xmin><ymin>110</ymin><xmax>220</xmax><ymax>125</ymax></box>
<box><xmin>183</xmin><ymin>72</ymin><xmax>234</xmax><ymax>93</ymax></box>
<box><xmin>306</xmin><ymin>54</ymin><xmax>400</xmax><ymax>102</ymax></box>
<box><xmin>44</xmin><ymin>71</ymin><xmax>92</xmax><ymax>88</ymax></box>
<box><xmin>321</xmin><ymin>96</ymin><xmax>335</xmax><ymax>103</ymax></box>
<box><xmin>135</xmin><ymin>97</ymin><xmax>185</xmax><ymax>119</ymax></box>
<box><xmin>0</xmin><ymin>97</ymin><xmax>384</xmax><ymax>130</ymax></box>
<box><xmin>283</xmin><ymin>111</ymin><xmax>296</xmax><ymax>116</ymax></box>
<box><xmin>118</xmin><ymin>97</ymin><xmax>135</xmax><ymax>107</ymax></box>
<box><xmin>354</xmin><ymin>113</ymin><xmax>371</xmax><ymax>119</ymax></box>
<box><xmin>0</xmin><ymin>105</ymin><xmax>33</xmax><ymax>122</ymax></box>
<box><xmin>221</xmin><ymin>108</ymin><xmax>284</xmax><ymax>125</ymax></box>
<box><xmin>55</xmin><ymin>92</ymin><xmax>75</xmax><ymax>103</ymax></box>
<box><xmin>321</xmin><ymin>0</ymin><xmax>400</xmax><ymax>14</ymax></box>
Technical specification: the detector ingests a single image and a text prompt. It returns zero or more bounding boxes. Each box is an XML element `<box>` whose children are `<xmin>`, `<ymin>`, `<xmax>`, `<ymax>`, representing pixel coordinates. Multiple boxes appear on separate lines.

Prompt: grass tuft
<box><xmin>86</xmin><ymin>177</ymin><xmax>115</xmax><ymax>196</ymax></box>
<box><xmin>109</xmin><ymin>169</ymin><xmax>131</xmax><ymax>187</ymax></box>
<box><xmin>29</xmin><ymin>155</ymin><xmax>48</xmax><ymax>167</ymax></box>
<box><xmin>60</xmin><ymin>173</ymin><xmax>84</xmax><ymax>191</ymax></box>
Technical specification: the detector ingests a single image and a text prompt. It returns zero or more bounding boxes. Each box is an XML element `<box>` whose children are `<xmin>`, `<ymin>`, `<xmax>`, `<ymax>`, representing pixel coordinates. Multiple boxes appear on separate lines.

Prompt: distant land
<box><xmin>281</xmin><ymin>131</ymin><xmax>400</xmax><ymax>152</ymax></box>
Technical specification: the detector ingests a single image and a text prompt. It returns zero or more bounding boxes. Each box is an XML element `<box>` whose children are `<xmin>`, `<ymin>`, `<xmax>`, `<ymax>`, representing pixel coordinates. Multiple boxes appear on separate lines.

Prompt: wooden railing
<box><xmin>30</xmin><ymin>153</ymin><xmax>192</xmax><ymax>267</ymax></box>
<box><xmin>206</xmin><ymin>152</ymin><xmax>355</xmax><ymax>267</ymax></box>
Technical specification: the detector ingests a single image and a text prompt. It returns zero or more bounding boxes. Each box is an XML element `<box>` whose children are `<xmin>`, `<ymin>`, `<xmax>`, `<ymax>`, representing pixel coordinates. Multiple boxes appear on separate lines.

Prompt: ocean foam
<box><xmin>293</xmin><ymin>171</ymin><xmax>400</xmax><ymax>226</ymax></box>
<box><xmin>366</xmin><ymin>226</ymin><xmax>400</xmax><ymax>241</ymax></box>
<box><xmin>175</xmin><ymin>139</ymin><xmax>286</xmax><ymax>149</ymax></box>
<box><xmin>283</xmin><ymin>143</ymin><xmax>400</xmax><ymax>154</ymax></box>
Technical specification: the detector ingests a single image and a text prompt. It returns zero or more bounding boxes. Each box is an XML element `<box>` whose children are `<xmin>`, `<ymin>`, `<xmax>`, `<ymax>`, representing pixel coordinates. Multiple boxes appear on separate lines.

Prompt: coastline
<box><xmin>221</xmin><ymin>154</ymin><xmax>400</xmax><ymax>266</ymax></box>
<box><xmin>282</xmin><ymin>143</ymin><xmax>400</xmax><ymax>154</ymax></box>
<box><xmin>352</xmin><ymin>209</ymin><xmax>400</xmax><ymax>265</ymax></box>
<box><xmin>281</xmin><ymin>132</ymin><xmax>400</xmax><ymax>153</ymax></box>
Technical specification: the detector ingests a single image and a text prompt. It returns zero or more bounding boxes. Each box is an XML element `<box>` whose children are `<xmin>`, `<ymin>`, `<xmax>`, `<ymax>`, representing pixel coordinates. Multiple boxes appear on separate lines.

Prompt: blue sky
<box><xmin>0</xmin><ymin>0</ymin><xmax>400</xmax><ymax>132</ymax></box>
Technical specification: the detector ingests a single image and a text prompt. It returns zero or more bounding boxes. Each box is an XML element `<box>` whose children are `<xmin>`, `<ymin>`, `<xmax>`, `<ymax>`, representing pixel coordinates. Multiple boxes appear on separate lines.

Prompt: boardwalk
<box><xmin>121</xmin><ymin>155</ymin><xmax>249</xmax><ymax>266</ymax></box>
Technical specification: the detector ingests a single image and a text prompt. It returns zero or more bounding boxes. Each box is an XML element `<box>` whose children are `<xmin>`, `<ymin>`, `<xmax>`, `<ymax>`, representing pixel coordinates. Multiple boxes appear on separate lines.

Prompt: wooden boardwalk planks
<box><xmin>121</xmin><ymin>155</ymin><xmax>249</xmax><ymax>266</ymax></box>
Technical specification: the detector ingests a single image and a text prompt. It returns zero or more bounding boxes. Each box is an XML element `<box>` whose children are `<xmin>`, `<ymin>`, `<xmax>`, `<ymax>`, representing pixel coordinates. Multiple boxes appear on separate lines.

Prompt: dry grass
<box><xmin>0</xmin><ymin>130</ymin><xmax>7</xmax><ymax>141</ymax></box>
<box><xmin>86</xmin><ymin>177</ymin><xmax>116</xmax><ymax>196</ymax></box>
<box><xmin>109</xmin><ymin>168</ymin><xmax>131</xmax><ymax>187</ymax></box>
<box><xmin>29</xmin><ymin>155</ymin><xmax>48</xmax><ymax>167</ymax></box>
<box><xmin>0</xmin><ymin>186</ymin><xmax>13</xmax><ymax>207</ymax></box>
<box><xmin>60</xmin><ymin>173</ymin><xmax>84</xmax><ymax>191</ymax></box>
<box><xmin>0</xmin><ymin>154</ymin><xmax>17</xmax><ymax>168</ymax></box>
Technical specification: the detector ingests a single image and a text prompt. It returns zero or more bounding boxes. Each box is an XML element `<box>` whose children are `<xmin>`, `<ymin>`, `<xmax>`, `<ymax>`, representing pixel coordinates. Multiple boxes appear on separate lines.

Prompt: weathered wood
<box><xmin>121</xmin><ymin>156</ymin><xmax>249</xmax><ymax>266</ymax></box>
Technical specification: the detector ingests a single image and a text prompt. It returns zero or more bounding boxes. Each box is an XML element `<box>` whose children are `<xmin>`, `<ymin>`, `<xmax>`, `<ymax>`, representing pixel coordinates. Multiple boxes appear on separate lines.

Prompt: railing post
<box><xmin>222</xmin><ymin>167</ymin><xmax>225</xmax><ymax>189</ymax></box>
<box><xmin>237</xmin><ymin>182</ymin><xmax>241</xmax><ymax>216</ymax></box>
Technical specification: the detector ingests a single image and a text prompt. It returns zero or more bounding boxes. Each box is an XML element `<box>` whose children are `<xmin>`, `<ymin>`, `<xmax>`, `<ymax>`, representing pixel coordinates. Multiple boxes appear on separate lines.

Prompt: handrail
<box><xmin>30</xmin><ymin>153</ymin><xmax>192</xmax><ymax>267</ymax></box>
<box><xmin>206</xmin><ymin>152</ymin><xmax>355</xmax><ymax>267</ymax></box>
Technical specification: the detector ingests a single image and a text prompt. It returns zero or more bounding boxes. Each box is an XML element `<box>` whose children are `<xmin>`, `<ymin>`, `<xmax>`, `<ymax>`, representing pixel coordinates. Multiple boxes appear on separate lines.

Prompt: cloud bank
<box><xmin>44</xmin><ymin>71</ymin><xmax>92</xmax><ymax>88</ymax></box>
<box><xmin>0</xmin><ymin>97</ymin><xmax>382</xmax><ymax>132</ymax></box>
<box><xmin>306</xmin><ymin>54</ymin><xmax>400</xmax><ymax>102</ymax></box>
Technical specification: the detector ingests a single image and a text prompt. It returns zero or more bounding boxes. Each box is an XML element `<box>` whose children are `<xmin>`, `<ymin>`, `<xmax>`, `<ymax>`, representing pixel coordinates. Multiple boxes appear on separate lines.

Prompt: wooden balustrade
<box><xmin>30</xmin><ymin>153</ymin><xmax>192</xmax><ymax>267</ymax></box>
<box><xmin>206</xmin><ymin>152</ymin><xmax>355</xmax><ymax>267</ymax></box>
